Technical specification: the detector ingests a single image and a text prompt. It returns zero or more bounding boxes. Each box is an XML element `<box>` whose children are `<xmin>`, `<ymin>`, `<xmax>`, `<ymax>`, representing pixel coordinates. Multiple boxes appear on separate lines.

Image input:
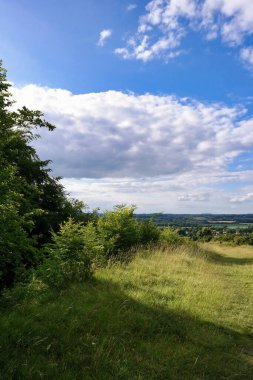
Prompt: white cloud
<box><xmin>127</xmin><ymin>3</ymin><xmax>137</xmax><ymax>11</ymax></box>
<box><xmin>115</xmin><ymin>34</ymin><xmax>184</xmax><ymax>62</ymax></box>
<box><xmin>12</xmin><ymin>84</ymin><xmax>253</xmax><ymax>178</ymax></box>
<box><xmin>230</xmin><ymin>192</ymin><xmax>253</xmax><ymax>203</ymax></box>
<box><xmin>60</xmin><ymin>173</ymin><xmax>253</xmax><ymax>212</ymax></box>
<box><xmin>240</xmin><ymin>46</ymin><xmax>253</xmax><ymax>68</ymax></box>
<box><xmin>116</xmin><ymin>0</ymin><xmax>253</xmax><ymax>62</ymax></box>
<box><xmin>202</xmin><ymin>0</ymin><xmax>253</xmax><ymax>45</ymax></box>
<box><xmin>11</xmin><ymin>84</ymin><xmax>253</xmax><ymax>212</ymax></box>
<box><xmin>177</xmin><ymin>193</ymin><xmax>210</xmax><ymax>202</ymax></box>
<box><xmin>97</xmin><ymin>29</ymin><xmax>112</xmax><ymax>46</ymax></box>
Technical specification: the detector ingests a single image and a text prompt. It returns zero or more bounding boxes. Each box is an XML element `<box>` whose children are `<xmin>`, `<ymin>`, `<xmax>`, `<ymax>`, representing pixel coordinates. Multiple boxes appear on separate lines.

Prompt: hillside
<box><xmin>136</xmin><ymin>213</ymin><xmax>253</xmax><ymax>228</ymax></box>
<box><xmin>0</xmin><ymin>243</ymin><xmax>253</xmax><ymax>379</ymax></box>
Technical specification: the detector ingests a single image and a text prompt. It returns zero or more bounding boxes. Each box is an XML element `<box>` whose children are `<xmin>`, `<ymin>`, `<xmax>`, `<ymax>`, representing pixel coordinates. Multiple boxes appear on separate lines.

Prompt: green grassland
<box><xmin>0</xmin><ymin>243</ymin><xmax>253</xmax><ymax>379</ymax></box>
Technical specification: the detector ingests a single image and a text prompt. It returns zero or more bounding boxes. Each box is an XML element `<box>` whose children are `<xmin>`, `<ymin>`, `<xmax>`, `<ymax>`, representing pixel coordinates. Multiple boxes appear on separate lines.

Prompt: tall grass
<box><xmin>0</xmin><ymin>243</ymin><xmax>252</xmax><ymax>379</ymax></box>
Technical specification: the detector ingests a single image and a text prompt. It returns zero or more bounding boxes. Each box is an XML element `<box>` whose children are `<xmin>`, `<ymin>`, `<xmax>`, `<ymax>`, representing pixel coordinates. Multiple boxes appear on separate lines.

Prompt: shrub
<box><xmin>138</xmin><ymin>218</ymin><xmax>160</xmax><ymax>245</ymax></box>
<box><xmin>196</xmin><ymin>227</ymin><xmax>214</xmax><ymax>242</ymax></box>
<box><xmin>97</xmin><ymin>205</ymin><xmax>140</xmax><ymax>258</ymax></box>
<box><xmin>159</xmin><ymin>227</ymin><xmax>186</xmax><ymax>245</ymax></box>
<box><xmin>39</xmin><ymin>218</ymin><xmax>103</xmax><ymax>288</ymax></box>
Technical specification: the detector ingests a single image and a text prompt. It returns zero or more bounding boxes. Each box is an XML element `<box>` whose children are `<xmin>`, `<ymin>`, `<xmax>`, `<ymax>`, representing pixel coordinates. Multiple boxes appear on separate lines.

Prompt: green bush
<box><xmin>97</xmin><ymin>205</ymin><xmax>139</xmax><ymax>258</ymax></box>
<box><xmin>39</xmin><ymin>219</ymin><xmax>103</xmax><ymax>288</ymax></box>
<box><xmin>138</xmin><ymin>218</ymin><xmax>160</xmax><ymax>245</ymax></box>
<box><xmin>196</xmin><ymin>227</ymin><xmax>214</xmax><ymax>242</ymax></box>
<box><xmin>97</xmin><ymin>205</ymin><xmax>160</xmax><ymax>259</ymax></box>
<box><xmin>159</xmin><ymin>227</ymin><xmax>186</xmax><ymax>245</ymax></box>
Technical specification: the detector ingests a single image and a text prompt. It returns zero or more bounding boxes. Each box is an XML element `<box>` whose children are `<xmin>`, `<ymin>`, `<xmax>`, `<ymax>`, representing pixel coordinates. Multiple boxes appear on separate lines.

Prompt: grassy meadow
<box><xmin>0</xmin><ymin>243</ymin><xmax>252</xmax><ymax>379</ymax></box>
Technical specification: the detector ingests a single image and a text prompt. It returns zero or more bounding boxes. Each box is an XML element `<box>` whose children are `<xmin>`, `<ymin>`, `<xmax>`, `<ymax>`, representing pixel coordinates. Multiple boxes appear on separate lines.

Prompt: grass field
<box><xmin>0</xmin><ymin>243</ymin><xmax>252</xmax><ymax>379</ymax></box>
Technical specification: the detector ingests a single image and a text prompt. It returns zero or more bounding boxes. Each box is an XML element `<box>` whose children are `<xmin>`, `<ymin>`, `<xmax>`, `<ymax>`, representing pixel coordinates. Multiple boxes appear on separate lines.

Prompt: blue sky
<box><xmin>1</xmin><ymin>0</ymin><xmax>253</xmax><ymax>213</ymax></box>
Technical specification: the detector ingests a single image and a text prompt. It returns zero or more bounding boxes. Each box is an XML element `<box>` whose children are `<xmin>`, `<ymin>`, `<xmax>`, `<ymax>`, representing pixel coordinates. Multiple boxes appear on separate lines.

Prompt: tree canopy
<box><xmin>0</xmin><ymin>60</ymin><xmax>91</xmax><ymax>289</ymax></box>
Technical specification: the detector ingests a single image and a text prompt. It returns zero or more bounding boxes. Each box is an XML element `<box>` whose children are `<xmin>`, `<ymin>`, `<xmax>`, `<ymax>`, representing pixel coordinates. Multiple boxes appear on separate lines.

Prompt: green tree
<box><xmin>0</xmin><ymin>60</ymin><xmax>91</xmax><ymax>289</ymax></box>
<box><xmin>0</xmin><ymin>165</ymin><xmax>38</xmax><ymax>288</ymax></box>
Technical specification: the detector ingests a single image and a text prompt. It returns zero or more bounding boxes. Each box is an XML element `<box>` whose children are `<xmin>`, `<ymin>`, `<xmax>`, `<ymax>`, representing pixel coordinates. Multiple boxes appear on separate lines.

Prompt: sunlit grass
<box><xmin>0</xmin><ymin>243</ymin><xmax>252</xmax><ymax>379</ymax></box>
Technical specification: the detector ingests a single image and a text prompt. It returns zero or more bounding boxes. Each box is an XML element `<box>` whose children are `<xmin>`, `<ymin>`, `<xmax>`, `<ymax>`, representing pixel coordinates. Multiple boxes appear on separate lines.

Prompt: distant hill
<box><xmin>135</xmin><ymin>214</ymin><xmax>253</xmax><ymax>227</ymax></box>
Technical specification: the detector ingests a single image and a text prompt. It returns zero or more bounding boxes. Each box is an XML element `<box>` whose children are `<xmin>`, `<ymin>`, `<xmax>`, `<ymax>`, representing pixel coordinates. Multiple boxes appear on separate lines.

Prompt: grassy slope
<box><xmin>0</xmin><ymin>244</ymin><xmax>252</xmax><ymax>379</ymax></box>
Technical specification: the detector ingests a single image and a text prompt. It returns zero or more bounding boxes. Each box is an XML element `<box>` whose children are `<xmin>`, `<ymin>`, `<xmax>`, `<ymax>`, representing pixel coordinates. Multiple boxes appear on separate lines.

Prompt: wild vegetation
<box><xmin>0</xmin><ymin>243</ymin><xmax>252</xmax><ymax>379</ymax></box>
<box><xmin>0</xmin><ymin>60</ymin><xmax>99</xmax><ymax>290</ymax></box>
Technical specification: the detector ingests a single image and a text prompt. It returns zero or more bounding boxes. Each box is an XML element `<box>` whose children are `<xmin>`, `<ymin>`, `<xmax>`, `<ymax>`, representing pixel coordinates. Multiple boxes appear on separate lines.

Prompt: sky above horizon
<box><xmin>1</xmin><ymin>0</ymin><xmax>253</xmax><ymax>213</ymax></box>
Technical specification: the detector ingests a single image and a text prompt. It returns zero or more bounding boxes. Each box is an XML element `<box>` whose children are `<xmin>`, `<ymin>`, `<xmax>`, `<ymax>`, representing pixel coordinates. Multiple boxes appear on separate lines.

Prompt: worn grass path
<box><xmin>0</xmin><ymin>243</ymin><xmax>253</xmax><ymax>379</ymax></box>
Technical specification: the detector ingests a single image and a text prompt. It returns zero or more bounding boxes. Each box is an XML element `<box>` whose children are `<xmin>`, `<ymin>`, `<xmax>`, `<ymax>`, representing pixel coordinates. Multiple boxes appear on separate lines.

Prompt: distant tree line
<box><xmin>178</xmin><ymin>226</ymin><xmax>253</xmax><ymax>245</ymax></box>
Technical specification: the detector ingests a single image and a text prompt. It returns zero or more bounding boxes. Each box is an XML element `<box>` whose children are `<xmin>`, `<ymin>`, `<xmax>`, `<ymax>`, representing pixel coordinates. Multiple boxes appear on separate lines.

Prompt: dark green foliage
<box><xmin>0</xmin><ymin>60</ymin><xmax>92</xmax><ymax>290</ymax></box>
<box><xmin>138</xmin><ymin>217</ymin><xmax>160</xmax><ymax>245</ymax></box>
<box><xmin>0</xmin><ymin>165</ymin><xmax>38</xmax><ymax>289</ymax></box>
<box><xmin>195</xmin><ymin>227</ymin><xmax>214</xmax><ymax>242</ymax></box>
<box><xmin>0</xmin><ymin>60</ymin><xmax>56</xmax><ymax>288</ymax></box>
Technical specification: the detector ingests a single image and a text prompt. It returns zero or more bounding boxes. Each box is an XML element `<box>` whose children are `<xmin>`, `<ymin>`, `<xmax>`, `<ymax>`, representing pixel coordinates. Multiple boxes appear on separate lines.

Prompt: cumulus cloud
<box><xmin>97</xmin><ymin>29</ymin><xmax>112</xmax><ymax>46</ymax></box>
<box><xmin>202</xmin><ymin>0</ymin><xmax>253</xmax><ymax>45</ymax></box>
<box><xmin>11</xmin><ymin>84</ymin><xmax>253</xmax><ymax>212</ymax></box>
<box><xmin>11</xmin><ymin>84</ymin><xmax>253</xmax><ymax>179</ymax></box>
<box><xmin>116</xmin><ymin>0</ymin><xmax>253</xmax><ymax>62</ymax></box>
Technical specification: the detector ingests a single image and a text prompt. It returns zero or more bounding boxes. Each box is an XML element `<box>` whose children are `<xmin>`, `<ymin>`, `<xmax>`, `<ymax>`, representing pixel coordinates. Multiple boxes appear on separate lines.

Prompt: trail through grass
<box><xmin>0</xmin><ymin>243</ymin><xmax>252</xmax><ymax>379</ymax></box>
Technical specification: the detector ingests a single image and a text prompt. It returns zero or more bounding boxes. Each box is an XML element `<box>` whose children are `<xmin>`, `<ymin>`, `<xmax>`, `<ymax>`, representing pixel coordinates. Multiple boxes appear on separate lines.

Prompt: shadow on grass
<box><xmin>0</xmin><ymin>276</ymin><xmax>252</xmax><ymax>380</ymax></box>
<box><xmin>202</xmin><ymin>249</ymin><xmax>253</xmax><ymax>266</ymax></box>
<box><xmin>165</xmin><ymin>242</ymin><xmax>253</xmax><ymax>266</ymax></box>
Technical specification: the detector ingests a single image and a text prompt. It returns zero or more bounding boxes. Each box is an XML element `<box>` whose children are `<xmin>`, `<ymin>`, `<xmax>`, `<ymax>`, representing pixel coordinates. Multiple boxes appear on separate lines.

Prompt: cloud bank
<box><xmin>11</xmin><ymin>84</ymin><xmax>253</xmax><ymax>212</ymax></box>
